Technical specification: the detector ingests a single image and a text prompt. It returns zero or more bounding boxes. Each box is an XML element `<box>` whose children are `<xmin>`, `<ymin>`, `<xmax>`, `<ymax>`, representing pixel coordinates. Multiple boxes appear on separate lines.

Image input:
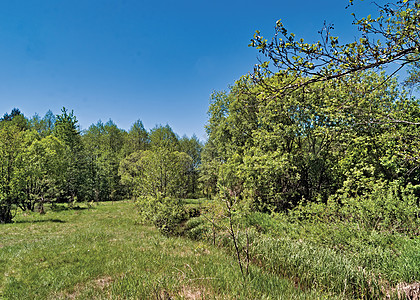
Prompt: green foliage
<box><xmin>182</xmin><ymin>199</ymin><xmax>419</xmax><ymax>299</ymax></box>
<box><xmin>0</xmin><ymin>107</ymin><xmax>201</xmax><ymax>223</ymax></box>
<box><xmin>53</xmin><ymin>108</ymin><xmax>90</xmax><ymax>203</ymax></box>
<box><xmin>0</xmin><ymin>109</ymin><xmax>70</xmax><ymax>222</ymax></box>
<box><xmin>119</xmin><ymin>149</ymin><xmax>193</xmax><ymax>199</ymax></box>
<box><xmin>202</xmin><ymin>71</ymin><xmax>420</xmax><ymax>229</ymax></box>
<box><xmin>250</xmin><ymin>0</ymin><xmax>420</xmax><ymax>93</ymax></box>
<box><xmin>122</xmin><ymin>119</ymin><xmax>149</xmax><ymax>155</ymax></box>
<box><xmin>199</xmin><ymin>140</ymin><xmax>219</xmax><ymax>198</ymax></box>
<box><xmin>135</xmin><ymin>194</ymin><xmax>186</xmax><ymax>234</ymax></box>
<box><xmin>18</xmin><ymin>135</ymin><xmax>66</xmax><ymax>212</ymax></box>
<box><xmin>184</xmin><ymin>216</ymin><xmax>211</xmax><ymax>240</ymax></box>
<box><xmin>0</xmin><ymin>115</ymin><xmax>27</xmax><ymax>223</ymax></box>
<box><xmin>149</xmin><ymin>124</ymin><xmax>179</xmax><ymax>151</ymax></box>
<box><xmin>328</xmin><ymin>180</ymin><xmax>419</xmax><ymax>233</ymax></box>
<box><xmin>199</xmin><ymin>68</ymin><xmax>420</xmax><ymax>297</ymax></box>
<box><xmin>53</xmin><ymin>107</ymin><xmax>81</xmax><ymax>149</ymax></box>
<box><xmin>83</xmin><ymin>120</ymin><xmax>127</xmax><ymax>201</ymax></box>
<box><xmin>179</xmin><ymin>135</ymin><xmax>203</xmax><ymax>198</ymax></box>
<box><xmin>28</xmin><ymin>110</ymin><xmax>56</xmax><ymax>137</ymax></box>
<box><xmin>405</xmin><ymin>55</ymin><xmax>420</xmax><ymax>90</ymax></box>
<box><xmin>120</xmin><ymin>127</ymin><xmax>201</xmax><ymax>234</ymax></box>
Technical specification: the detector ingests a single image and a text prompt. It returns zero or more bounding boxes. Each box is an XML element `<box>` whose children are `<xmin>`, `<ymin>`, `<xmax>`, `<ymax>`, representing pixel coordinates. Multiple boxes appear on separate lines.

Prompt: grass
<box><xmin>248</xmin><ymin>211</ymin><xmax>420</xmax><ymax>285</ymax></box>
<box><xmin>0</xmin><ymin>201</ymin><xmax>332</xmax><ymax>299</ymax></box>
<box><xmin>183</xmin><ymin>202</ymin><xmax>420</xmax><ymax>299</ymax></box>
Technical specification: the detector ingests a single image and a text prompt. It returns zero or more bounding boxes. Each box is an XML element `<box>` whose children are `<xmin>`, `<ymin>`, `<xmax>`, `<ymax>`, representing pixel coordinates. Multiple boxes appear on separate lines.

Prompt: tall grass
<box><xmin>184</xmin><ymin>206</ymin><xmax>420</xmax><ymax>299</ymax></box>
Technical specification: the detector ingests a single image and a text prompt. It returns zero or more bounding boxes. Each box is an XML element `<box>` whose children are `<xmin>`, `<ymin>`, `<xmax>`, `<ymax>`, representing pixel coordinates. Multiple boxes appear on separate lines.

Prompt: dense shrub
<box><xmin>292</xmin><ymin>180</ymin><xmax>420</xmax><ymax>234</ymax></box>
<box><xmin>135</xmin><ymin>194</ymin><xmax>186</xmax><ymax>235</ymax></box>
<box><xmin>183</xmin><ymin>216</ymin><xmax>210</xmax><ymax>240</ymax></box>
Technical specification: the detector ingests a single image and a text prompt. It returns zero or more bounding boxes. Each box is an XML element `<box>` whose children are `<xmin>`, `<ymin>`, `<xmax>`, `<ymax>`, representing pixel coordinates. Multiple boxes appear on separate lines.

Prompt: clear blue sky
<box><xmin>0</xmin><ymin>0</ymin><xmax>379</xmax><ymax>140</ymax></box>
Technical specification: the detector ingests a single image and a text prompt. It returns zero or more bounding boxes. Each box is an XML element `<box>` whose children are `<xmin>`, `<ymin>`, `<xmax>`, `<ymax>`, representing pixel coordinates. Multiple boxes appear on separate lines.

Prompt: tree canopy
<box><xmin>0</xmin><ymin>108</ymin><xmax>201</xmax><ymax>223</ymax></box>
<box><xmin>250</xmin><ymin>0</ymin><xmax>420</xmax><ymax>93</ymax></box>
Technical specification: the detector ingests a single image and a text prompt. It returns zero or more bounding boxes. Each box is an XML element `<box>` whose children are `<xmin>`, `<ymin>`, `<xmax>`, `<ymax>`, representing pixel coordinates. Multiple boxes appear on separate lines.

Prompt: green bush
<box><xmin>291</xmin><ymin>180</ymin><xmax>420</xmax><ymax>234</ymax></box>
<box><xmin>336</xmin><ymin>180</ymin><xmax>420</xmax><ymax>233</ymax></box>
<box><xmin>183</xmin><ymin>216</ymin><xmax>210</xmax><ymax>240</ymax></box>
<box><xmin>135</xmin><ymin>194</ymin><xmax>186</xmax><ymax>235</ymax></box>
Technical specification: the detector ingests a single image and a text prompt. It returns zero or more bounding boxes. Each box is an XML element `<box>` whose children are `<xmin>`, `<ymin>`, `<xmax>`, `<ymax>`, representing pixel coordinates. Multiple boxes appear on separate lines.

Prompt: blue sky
<box><xmin>0</xmin><ymin>0</ymin><xmax>379</xmax><ymax>140</ymax></box>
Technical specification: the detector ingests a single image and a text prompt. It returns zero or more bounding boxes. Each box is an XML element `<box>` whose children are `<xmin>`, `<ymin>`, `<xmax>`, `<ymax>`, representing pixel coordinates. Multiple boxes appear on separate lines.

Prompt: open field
<box><xmin>1</xmin><ymin>201</ymin><xmax>330</xmax><ymax>299</ymax></box>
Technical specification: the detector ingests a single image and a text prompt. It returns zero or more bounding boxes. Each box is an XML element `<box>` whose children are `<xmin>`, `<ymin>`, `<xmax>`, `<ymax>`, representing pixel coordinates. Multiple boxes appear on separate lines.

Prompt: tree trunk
<box><xmin>0</xmin><ymin>204</ymin><xmax>13</xmax><ymax>224</ymax></box>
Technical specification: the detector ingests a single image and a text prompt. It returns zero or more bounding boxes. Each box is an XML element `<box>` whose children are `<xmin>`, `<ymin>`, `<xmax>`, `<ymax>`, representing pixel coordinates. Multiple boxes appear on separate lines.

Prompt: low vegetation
<box><xmin>136</xmin><ymin>196</ymin><xmax>418</xmax><ymax>299</ymax></box>
<box><xmin>1</xmin><ymin>201</ymin><xmax>331</xmax><ymax>299</ymax></box>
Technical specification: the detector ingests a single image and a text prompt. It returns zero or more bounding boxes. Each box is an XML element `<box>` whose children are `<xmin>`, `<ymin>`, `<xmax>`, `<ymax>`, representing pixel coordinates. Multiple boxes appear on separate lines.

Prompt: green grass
<box><xmin>183</xmin><ymin>203</ymin><xmax>420</xmax><ymax>299</ymax></box>
<box><xmin>247</xmin><ymin>211</ymin><xmax>420</xmax><ymax>284</ymax></box>
<box><xmin>247</xmin><ymin>215</ymin><xmax>420</xmax><ymax>298</ymax></box>
<box><xmin>0</xmin><ymin>201</ymin><xmax>331</xmax><ymax>299</ymax></box>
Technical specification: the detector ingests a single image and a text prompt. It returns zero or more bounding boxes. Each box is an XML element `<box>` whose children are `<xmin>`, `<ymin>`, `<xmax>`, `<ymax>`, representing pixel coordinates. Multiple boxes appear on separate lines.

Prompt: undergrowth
<box><xmin>182</xmin><ymin>199</ymin><xmax>420</xmax><ymax>299</ymax></box>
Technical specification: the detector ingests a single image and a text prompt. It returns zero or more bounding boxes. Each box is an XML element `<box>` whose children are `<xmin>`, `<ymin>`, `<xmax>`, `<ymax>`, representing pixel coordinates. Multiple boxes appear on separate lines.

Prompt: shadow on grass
<box><xmin>73</xmin><ymin>206</ymin><xmax>91</xmax><ymax>211</ymax></box>
<box><xmin>15</xmin><ymin>218</ymin><xmax>66</xmax><ymax>224</ymax></box>
<box><xmin>50</xmin><ymin>205</ymin><xmax>91</xmax><ymax>212</ymax></box>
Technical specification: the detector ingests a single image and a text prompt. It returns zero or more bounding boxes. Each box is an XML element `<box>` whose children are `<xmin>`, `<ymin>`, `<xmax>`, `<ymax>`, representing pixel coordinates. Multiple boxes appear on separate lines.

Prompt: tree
<box><xmin>119</xmin><ymin>149</ymin><xmax>192</xmax><ymax>199</ymax></box>
<box><xmin>179</xmin><ymin>135</ymin><xmax>203</xmax><ymax>197</ymax></box>
<box><xmin>250</xmin><ymin>0</ymin><xmax>420</xmax><ymax>94</ymax></box>
<box><xmin>53</xmin><ymin>108</ymin><xmax>89</xmax><ymax>203</ymax></box>
<box><xmin>199</xmin><ymin>140</ymin><xmax>219</xmax><ymax>198</ymax></box>
<box><xmin>149</xmin><ymin>124</ymin><xmax>180</xmax><ymax>151</ymax></box>
<box><xmin>224</xmin><ymin>0</ymin><xmax>420</xmax><ymax>215</ymax></box>
<box><xmin>83</xmin><ymin>120</ymin><xmax>127</xmax><ymax>201</ymax></box>
<box><xmin>29</xmin><ymin>110</ymin><xmax>56</xmax><ymax>137</ymax></box>
<box><xmin>100</xmin><ymin>120</ymin><xmax>126</xmax><ymax>200</ymax></box>
<box><xmin>54</xmin><ymin>108</ymin><xmax>81</xmax><ymax>149</ymax></box>
<box><xmin>123</xmin><ymin>119</ymin><xmax>149</xmax><ymax>156</ymax></box>
<box><xmin>28</xmin><ymin>113</ymin><xmax>44</xmax><ymax>135</ymax></box>
<box><xmin>43</xmin><ymin>110</ymin><xmax>56</xmax><ymax>135</ymax></box>
<box><xmin>19</xmin><ymin>135</ymin><xmax>65</xmax><ymax>212</ymax></box>
<box><xmin>1</xmin><ymin>108</ymin><xmax>23</xmax><ymax>122</ymax></box>
<box><xmin>203</xmin><ymin>71</ymin><xmax>420</xmax><ymax>211</ymax></box>
<box><xmin>118</xmin><ymin>151</ymin><xmax>145</xmax><ymax>199</ymax></box>
<box><xmin>83</xmin><ymin>120</ymin><xmax>106</xmax><ymax>201</ymax></box>
<box><xmin>404</xmin><ymin>56</ymin><xmax>420</xmax><ymax>89</ymax></box>
<box><xmin>120</xmin><ymin>124</ymin><xmax>190</xmax><ymax>199</ymax></box>
<box><xmin>0</xmin><ymin>118</ymin><xmax>26</xmax><ymax>222</ymax></box>
<box><xmin>200</xmin><ymin>90</ymin><xmax>235</xmax><ymax>198</ymax></box>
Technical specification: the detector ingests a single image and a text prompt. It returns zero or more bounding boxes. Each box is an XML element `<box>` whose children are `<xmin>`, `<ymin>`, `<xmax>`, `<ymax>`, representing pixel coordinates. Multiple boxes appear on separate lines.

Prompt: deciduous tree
<box><xmin>250</xmin><ymin>0</ymin><xmax>420</xmax><ymax>93</ymax></box>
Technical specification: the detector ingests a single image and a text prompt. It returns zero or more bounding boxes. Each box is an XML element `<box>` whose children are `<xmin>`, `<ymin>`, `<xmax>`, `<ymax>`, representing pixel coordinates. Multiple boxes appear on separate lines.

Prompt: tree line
<box><xmin>0</xmin><ymin>108</ymin><xmax>202</xmax><ymax>223</ymax></box>
<box><xmin>200</xmin><ymin>71</ymin><xmax>419</xmax><ymax>231</ymax></box>
<box><xmin>198</xmin><ymin>0</ymin><xmax>420</xmax><ymax>233</ymax></box>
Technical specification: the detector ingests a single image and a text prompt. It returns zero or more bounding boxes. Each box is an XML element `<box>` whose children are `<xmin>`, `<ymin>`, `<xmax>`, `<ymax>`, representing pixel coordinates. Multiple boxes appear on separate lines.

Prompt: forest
<box><xmin>1</xmin><ymin>0</ymin><xmax>420</xmax><ymax>298</ymax></box>
<box><xmin>0</xmin><ymin>108</ymin><xmax>202</xmax><ymax>223</ymax></box>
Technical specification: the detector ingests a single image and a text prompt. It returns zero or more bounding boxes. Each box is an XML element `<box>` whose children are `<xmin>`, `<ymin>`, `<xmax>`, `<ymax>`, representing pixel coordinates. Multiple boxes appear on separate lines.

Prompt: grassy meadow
<box><xmin>1</xmin><ymin>201</ymin><xmax>332</xmax><ymax>299</ymax></box>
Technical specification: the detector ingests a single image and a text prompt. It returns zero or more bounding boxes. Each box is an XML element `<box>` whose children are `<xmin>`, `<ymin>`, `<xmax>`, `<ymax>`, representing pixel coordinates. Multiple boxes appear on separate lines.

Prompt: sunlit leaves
<box><xmin>119</xmin><ymin>149</ymin><xmax>193</xmax><ymax>199</ymax></box>
<box><xmin>203</xmin><ymin>71</ymin><xmax>420</xmax><ymax>212</ymax></box>
<box><xmin>249</xmin><ymin>0</ymin><xmax>420</xmax><ymax>93</ymax></box>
